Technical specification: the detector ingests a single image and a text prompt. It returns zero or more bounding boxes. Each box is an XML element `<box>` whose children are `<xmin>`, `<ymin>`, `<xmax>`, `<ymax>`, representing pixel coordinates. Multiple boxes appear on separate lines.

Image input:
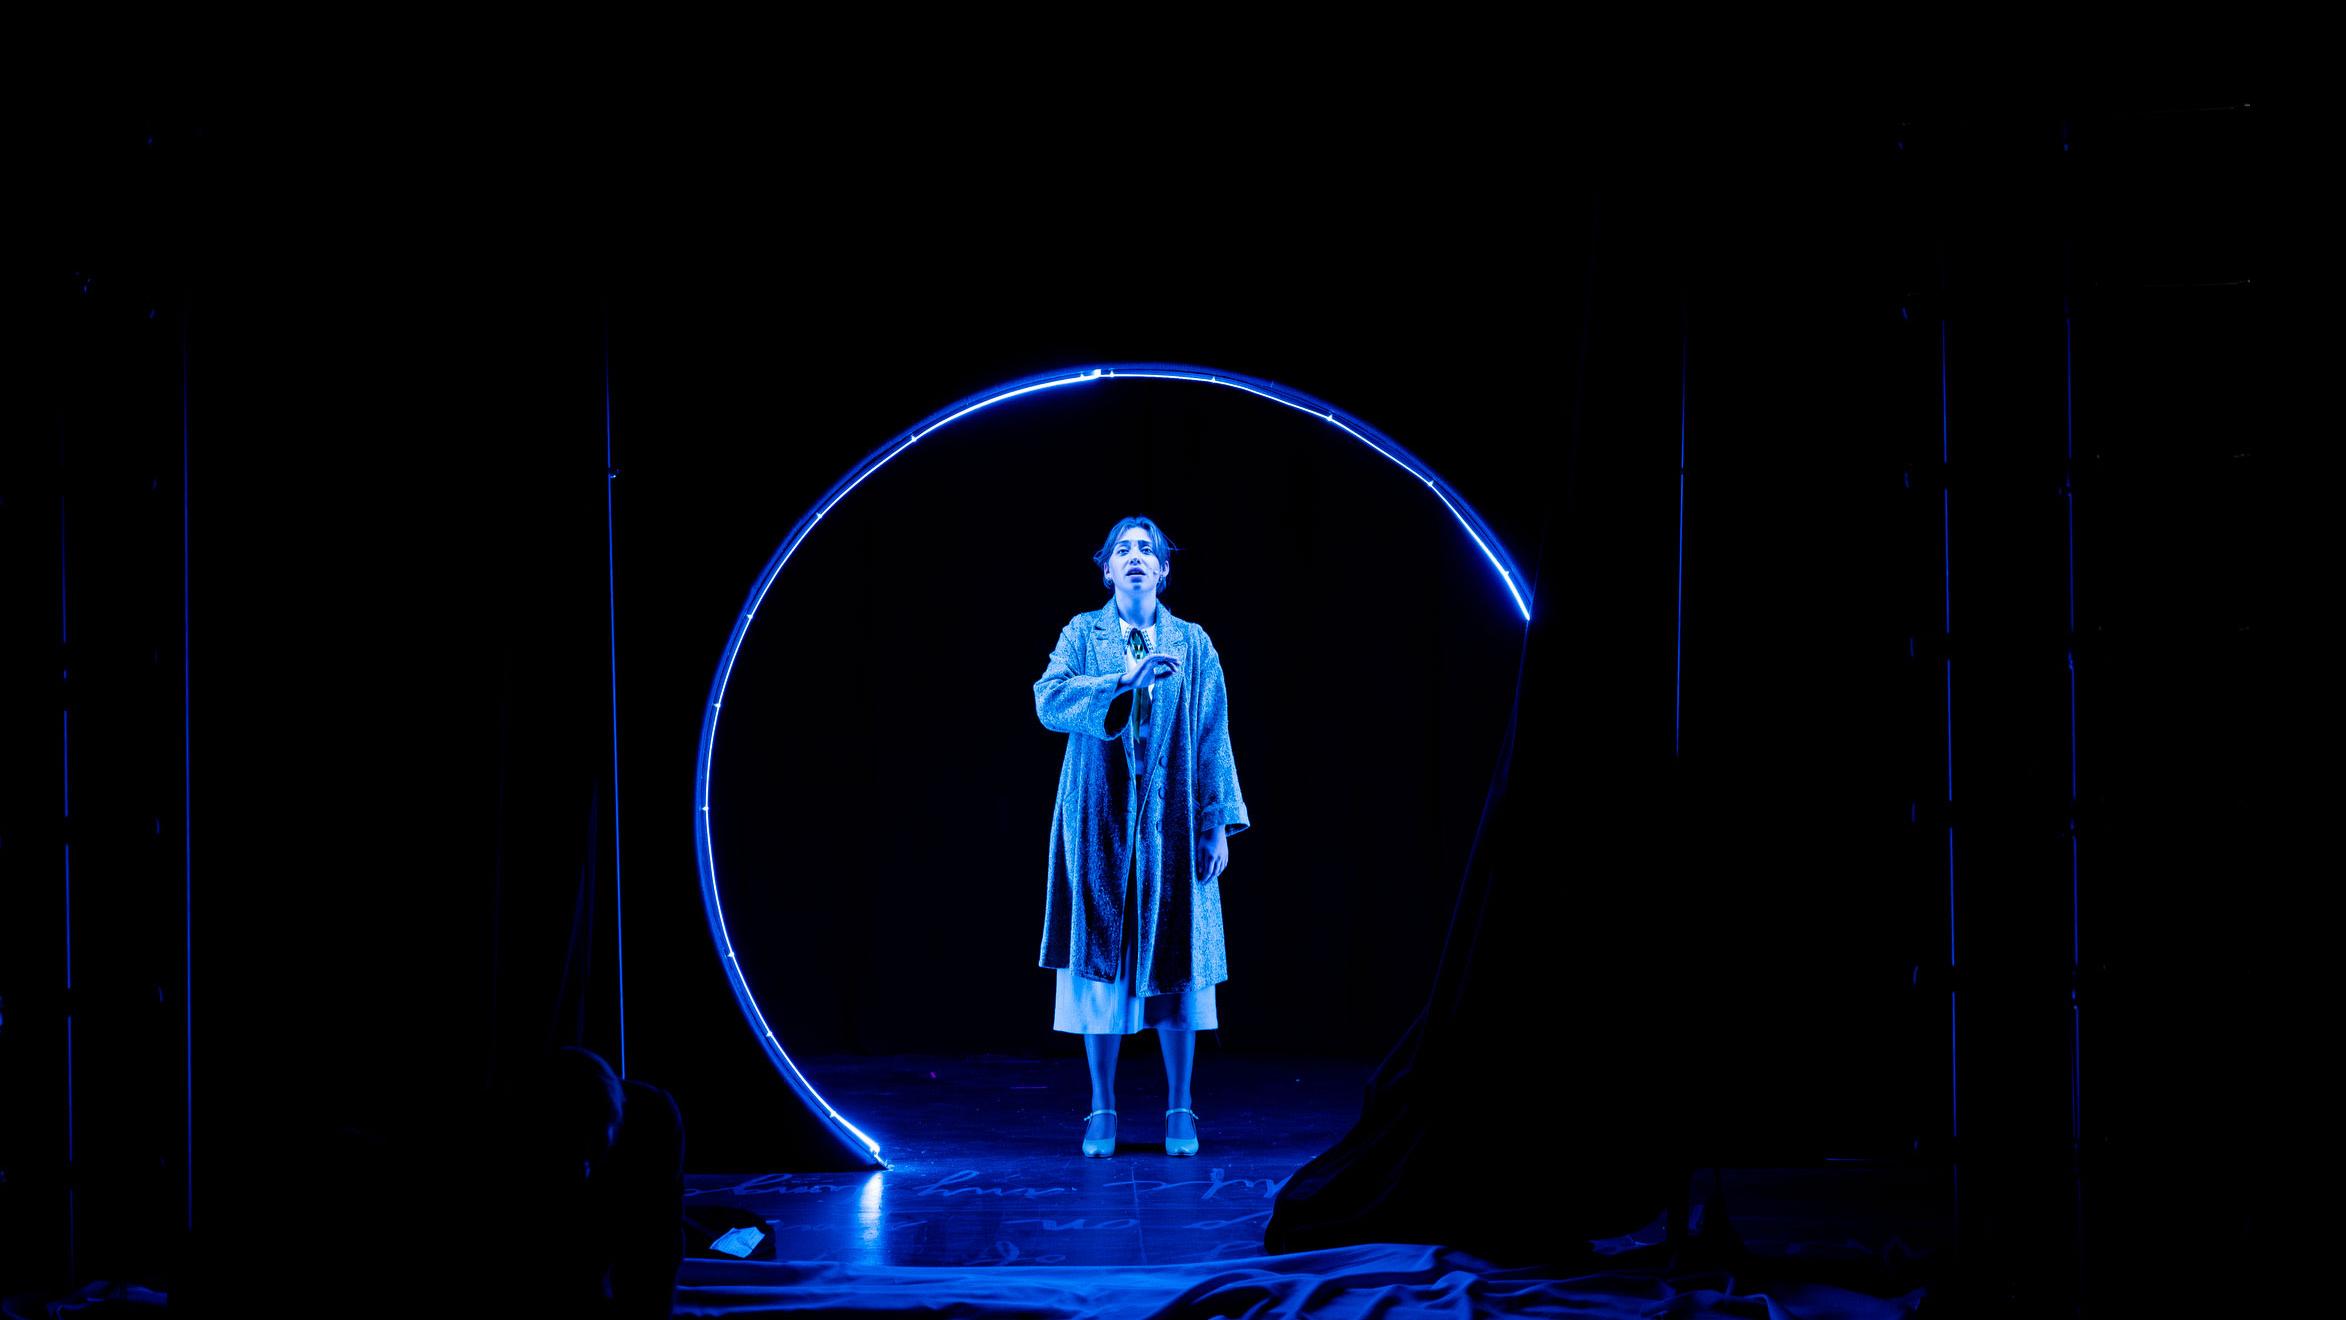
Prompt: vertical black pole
<box><xmin>59</xmin><ymin>410</ymin><xmax>77</xmax><ymax>1284</ymax></box>
<box><xmin>179</xmin><ymin>293</ymin><xmax>194</xmax><ymax>1239</ymax></box>
<box><xmin>2062</xmin><ymin>284</ymin><xmax>2088</xmax><ymax>1311</ymax></box>
<box><xmin>603</xmin><ymin>315</ymin><xmax>628</xmax><ymax>1079</ymax></box>
<box><xmin>1673</xmin><ymin>290</ymin><xmax>1689</xmax><ymax>760</ymax></box>
<box><xmin>1939</xmin><ymin>307</ymin><xmax>1961</xmax><ymax>1261</ymax></box>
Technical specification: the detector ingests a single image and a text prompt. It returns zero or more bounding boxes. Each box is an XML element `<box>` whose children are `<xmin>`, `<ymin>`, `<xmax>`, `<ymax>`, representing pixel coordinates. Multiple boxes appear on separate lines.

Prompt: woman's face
<box><xmin>1108</xmin><ymin>525</ymin><xmax>1165</xmax><ymax>596</ymax></box>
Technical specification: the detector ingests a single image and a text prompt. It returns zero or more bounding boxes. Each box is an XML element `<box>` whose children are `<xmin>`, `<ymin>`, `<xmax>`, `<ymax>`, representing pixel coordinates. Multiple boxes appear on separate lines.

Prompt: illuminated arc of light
<box><xmin>693</xmin><ymin>363</ymin><xmax>1532</xmax><ymax>1168</ymax></box>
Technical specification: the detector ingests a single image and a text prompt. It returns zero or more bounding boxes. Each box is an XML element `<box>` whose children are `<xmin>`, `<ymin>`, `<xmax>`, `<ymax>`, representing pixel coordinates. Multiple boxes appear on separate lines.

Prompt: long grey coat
<box><xmin>1035</xmin><ymin>599</ymin><xmax>1250</xmax><ymax>995</ymax></box>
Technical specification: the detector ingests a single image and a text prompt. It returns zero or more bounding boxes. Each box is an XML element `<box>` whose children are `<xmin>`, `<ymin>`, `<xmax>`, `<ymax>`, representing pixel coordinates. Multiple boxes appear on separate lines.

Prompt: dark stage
<box><xmin>5</xmin><ymin>95</ymin><xmax>2304</xmax><ymax>1317</ymax></box>
<box><xmin>684</xmin><ymin>1051</ymin><xmax>1954</xmax><ymax>1271</ymax></box>
<box><xmin>667</xmin><ymin>1052</ymin><xmax>1945</xmax><ymax>1313</ymax></box>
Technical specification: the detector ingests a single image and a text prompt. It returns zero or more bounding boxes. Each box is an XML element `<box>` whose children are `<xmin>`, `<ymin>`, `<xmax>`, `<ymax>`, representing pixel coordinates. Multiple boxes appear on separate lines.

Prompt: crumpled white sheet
<box><xmin>674</xmin><ymin>1241</ymin><xmax>1923</xmax><ymax>1318</ymax></box>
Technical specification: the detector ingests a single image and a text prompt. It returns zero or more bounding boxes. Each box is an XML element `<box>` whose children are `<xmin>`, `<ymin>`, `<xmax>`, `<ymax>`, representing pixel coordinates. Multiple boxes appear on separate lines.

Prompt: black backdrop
<box><xmin>10</xmin><ymin>96</ymin><xmax>2306</xmax><ymax>1309</ymax></box>
<box><xmin>701</xmin><ymin>373</ymin><xmax>1528</xmax><ymax>1063</ymax></box>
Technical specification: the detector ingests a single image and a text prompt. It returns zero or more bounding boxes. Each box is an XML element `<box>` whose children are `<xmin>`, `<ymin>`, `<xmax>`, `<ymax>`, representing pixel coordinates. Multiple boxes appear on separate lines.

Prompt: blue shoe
<box><xmin>1165</xmin><ymin>1108</ymin><xmax>1199</xmax><ymax>1157</ymax></box>
<box><xmin>1082</xmin><ymin>1109</ymin><xmax>1117</xmax><ymax>1158</ymax></box>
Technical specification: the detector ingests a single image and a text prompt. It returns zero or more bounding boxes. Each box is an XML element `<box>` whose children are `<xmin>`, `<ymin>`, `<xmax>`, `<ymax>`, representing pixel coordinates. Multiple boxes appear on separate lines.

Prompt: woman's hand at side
<box><xmin>1201</xmin><ymin>825</ymin><xmax>1229</xmax><ymax>882</ymax></box>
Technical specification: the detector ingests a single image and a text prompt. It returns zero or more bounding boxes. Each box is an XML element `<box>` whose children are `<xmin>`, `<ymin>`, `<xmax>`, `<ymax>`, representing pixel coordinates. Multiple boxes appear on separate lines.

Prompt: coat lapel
<box><xmin>1089</xmin><ymin>600</ymin><xmax>1123</xmax><ymax>674</ymax></box>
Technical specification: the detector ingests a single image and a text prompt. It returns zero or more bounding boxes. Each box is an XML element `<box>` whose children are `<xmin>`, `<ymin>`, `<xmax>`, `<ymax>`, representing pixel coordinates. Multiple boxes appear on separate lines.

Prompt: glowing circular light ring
<box><xmin>693</xmin><ymin>363</ymin><xmax>1532</xmax><ymax>1169</ymax></box>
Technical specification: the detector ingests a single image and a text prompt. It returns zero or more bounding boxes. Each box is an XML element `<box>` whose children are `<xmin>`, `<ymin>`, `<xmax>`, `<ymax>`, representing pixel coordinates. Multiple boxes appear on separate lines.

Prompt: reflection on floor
<box><xmin>683</xmin><ymin>1052</ymin><xmax>1952</xmax><ymax>1280</ymax></box>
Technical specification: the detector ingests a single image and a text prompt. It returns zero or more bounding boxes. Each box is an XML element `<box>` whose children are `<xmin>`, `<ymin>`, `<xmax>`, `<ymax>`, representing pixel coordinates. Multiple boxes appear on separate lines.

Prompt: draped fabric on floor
<box><xmin>673</xmin><ymin>1243</ymin><xmax>1922</xmax><ymax>1319</ymax></box>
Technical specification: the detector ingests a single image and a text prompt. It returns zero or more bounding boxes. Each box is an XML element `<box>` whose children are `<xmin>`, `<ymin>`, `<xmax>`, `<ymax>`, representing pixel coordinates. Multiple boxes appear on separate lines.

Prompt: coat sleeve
<box><xmin>1035</xmin><ymin>621</ymin><xmax>1133</xmax><ymax>741</ymax></box>
<box><xmin>1193</xmin><ymin>630</ymin><xmax>1249</xmax><ymax>838</ymax></box>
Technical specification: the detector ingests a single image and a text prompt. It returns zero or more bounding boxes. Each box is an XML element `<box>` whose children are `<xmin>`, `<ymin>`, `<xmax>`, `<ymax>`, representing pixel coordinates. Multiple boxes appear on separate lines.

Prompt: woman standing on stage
<box><xmin>1034</xmin><ymin>515</ymin><xmax>1249</xmax><ymax>1159</ymax></box>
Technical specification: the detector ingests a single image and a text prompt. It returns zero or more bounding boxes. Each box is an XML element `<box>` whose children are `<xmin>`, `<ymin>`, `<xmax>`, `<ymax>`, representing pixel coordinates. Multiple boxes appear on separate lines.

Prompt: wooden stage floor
<box><xmin>682</xmin><ymin>1051</ymin><xmax>1951</xmax><ymax>1277</ymax></box>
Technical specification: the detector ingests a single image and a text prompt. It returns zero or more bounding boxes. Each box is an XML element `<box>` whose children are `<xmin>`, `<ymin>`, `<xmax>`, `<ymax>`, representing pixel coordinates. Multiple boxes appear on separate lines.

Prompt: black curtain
<box><xmin>1266</xmin><ymin>103</ymin><xmax>2300</xmax><ymax>1317</ymax></box>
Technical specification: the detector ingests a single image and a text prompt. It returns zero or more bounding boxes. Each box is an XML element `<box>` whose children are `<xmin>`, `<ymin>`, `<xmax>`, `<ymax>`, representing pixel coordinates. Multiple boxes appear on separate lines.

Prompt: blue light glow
<box><xmin>692</xmin><ymin>364</ymin><xmax>1531</xmax><ymax>1168</ymax></box>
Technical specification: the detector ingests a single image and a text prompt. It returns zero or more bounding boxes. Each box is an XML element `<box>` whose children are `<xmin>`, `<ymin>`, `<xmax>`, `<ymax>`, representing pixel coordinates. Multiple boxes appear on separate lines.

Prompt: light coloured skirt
<box><xmin>1053</xmin><ymin>965</ymin><xmax>1218</xmax><ymax>1034</ymax></box>
<box><xmin>1052</xmin><ymin>827</ymin><xmax>1218</xmax><ymax>1034</ymax></box>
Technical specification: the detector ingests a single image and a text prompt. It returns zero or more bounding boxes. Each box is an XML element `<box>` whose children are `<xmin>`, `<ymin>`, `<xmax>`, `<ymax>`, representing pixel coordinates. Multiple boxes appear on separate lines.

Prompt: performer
<box><xmin>1034</xmin><ymin>516</ymin><xmax>1249</xmax><ymax>1158</ymax></box>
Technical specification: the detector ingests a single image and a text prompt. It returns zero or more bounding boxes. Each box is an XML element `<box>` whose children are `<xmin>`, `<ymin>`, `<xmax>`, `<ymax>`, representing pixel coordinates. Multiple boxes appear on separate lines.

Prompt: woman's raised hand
<box><xmin>1121</xmin><ymin>651</ymin><xmax>1181</xmax><ymax>689</ymax></box>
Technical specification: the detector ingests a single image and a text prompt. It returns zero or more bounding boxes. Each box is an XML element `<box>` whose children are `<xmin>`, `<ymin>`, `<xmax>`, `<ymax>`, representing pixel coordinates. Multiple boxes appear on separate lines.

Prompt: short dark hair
<box><xmin>1092</xmin><ymin>516</ymin><xmax>1180</xmax><ymax>593</ymax></box>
